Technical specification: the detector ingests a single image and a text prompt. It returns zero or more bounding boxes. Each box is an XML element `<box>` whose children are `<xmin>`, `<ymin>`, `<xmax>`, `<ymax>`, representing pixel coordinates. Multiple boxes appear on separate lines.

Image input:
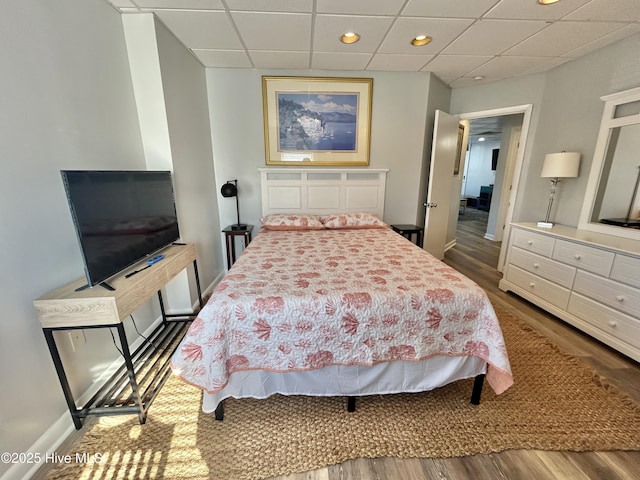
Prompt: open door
<box><xmin>423</xmin><ymin>110</ymin><xmax>459</xmax><ymax>259</ymax></box>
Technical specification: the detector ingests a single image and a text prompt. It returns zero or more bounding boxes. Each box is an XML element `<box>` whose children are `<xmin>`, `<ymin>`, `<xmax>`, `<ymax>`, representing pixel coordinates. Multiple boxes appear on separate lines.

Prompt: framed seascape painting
<box><xmin>262</xmin><ymin>76</ymin><xmax>373</xmax><ymax>166</ymax></box>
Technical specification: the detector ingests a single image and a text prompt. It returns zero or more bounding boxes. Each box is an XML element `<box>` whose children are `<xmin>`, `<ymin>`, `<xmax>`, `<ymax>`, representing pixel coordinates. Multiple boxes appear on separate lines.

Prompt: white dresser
<box><xmin>499</xmin><ymin>223</ymin><xmax>640</xmax><ymax>362</ymax></box>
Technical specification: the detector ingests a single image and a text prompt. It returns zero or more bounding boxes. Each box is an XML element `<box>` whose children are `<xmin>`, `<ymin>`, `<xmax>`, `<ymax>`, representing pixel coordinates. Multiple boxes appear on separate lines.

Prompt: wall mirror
<box><xmin>579</xmin><ymin>86</ymin><xmax>640</xmax><ymax>241</ymax></box>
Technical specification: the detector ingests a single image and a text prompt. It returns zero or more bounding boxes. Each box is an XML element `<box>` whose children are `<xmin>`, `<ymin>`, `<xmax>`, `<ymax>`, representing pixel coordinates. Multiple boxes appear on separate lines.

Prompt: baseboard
<box><xmin>0</xmin><ymin>275</ymin><xmax>220</xmax><ymax>480</ymax></box>
<box><xmin>0</xmin><ymin>414</ymin><xmax>75</xmax><ymax>480</ymax></box>
<box><xmin>484</xmin><ymin>232</ymin><xmax>496</xmax><ymax>241</ymax></box>
<box><xmin>444</xmin><ymin>239</ymin><xmax>457</xmax><ymax>252</ymax></box>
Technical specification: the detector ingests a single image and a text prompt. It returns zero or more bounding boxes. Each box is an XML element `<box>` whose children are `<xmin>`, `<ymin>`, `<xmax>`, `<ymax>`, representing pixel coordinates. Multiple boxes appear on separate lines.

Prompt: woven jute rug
<box><xmin>46</xmin><ymin>306</ymin><xmax>640</xmax><ymax>480</ymax></box>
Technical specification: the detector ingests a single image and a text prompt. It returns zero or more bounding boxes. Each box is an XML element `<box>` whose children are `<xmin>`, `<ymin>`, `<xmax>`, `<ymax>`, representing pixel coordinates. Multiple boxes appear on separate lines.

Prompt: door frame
<box><xmin>458</xmin><ymin>104</ymin><xmax>533</xmax><ymax>272</ymax></box>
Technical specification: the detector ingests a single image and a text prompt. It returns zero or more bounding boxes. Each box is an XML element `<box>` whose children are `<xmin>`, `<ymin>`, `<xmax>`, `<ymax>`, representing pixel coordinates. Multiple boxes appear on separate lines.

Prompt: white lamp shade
<box><xmin>541</xmin><ymin>152</ymin><xmax>581</xmax><ymax>178</ymax></box>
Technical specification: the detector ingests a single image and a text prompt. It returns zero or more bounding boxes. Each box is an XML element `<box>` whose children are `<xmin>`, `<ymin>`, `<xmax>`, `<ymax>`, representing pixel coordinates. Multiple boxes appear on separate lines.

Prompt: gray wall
<box><xmin>0</xmin><ymin>1</ymin><xmax>147</xmax><ymax>476</ymax></box>
<box><xmin>419</xmin><ymin>75</ymin><xmax>452</xmax><ymax>228</ymax></box>
<box><xmin>0</xmin><ymin>5</ymin><xmax>220</xmax><ymax>479</ymax></box>
<box><xmin>155</xmin><ymin>19</ymin><xmax>223</xmax><ymax>292</ymax></box>
<box><xmin>451</xmin><ymin>33</ymin><xmax>640</xmax><ymax>228</ymax></box>
<box><xmin>2</xmin><ymin>1</ymin><xmax>640</xmax><ymax>475</ymax></box>
<box><xmin>207</xmin><ymin>69</ymin><xmax>438</xmax><ymax>237</ymax></box>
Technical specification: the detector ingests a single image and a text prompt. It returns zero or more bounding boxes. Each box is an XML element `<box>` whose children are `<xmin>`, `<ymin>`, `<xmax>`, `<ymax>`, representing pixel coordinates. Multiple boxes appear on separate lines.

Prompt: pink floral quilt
<box><xmin>171</xmin><ymin>228</ymin><xmax>513</xmax><ymax>395</ymax></box>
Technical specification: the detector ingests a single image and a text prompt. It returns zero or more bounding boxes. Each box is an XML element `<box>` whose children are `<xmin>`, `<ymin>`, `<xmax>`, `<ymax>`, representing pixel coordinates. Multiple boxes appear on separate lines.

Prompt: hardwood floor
<box><xmin>273</xmin><ymin>212</ymin><xmax>640</xmax><ymax>480</ymax></box>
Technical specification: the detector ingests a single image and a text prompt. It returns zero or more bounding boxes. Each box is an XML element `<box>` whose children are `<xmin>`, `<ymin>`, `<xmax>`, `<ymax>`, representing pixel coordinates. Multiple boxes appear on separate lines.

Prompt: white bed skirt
<box><xmin>202</xmin><ymin>356</ymin><xmax>486</xmax><ymax>413</ymax></box>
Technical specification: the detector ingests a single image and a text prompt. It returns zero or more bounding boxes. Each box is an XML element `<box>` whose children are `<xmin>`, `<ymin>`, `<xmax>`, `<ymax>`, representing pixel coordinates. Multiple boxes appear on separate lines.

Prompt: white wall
<box><xmin>463</xmin><ymin>140</ymin><xmax>500</xmax><ymax>198</ymax></box>
<box><xmin>206</xmin><ymin>69</ymin><xmax>437</xmax><ymax>237</ymax></box>
<box><xmin>0</xmin><ymin>2</ymin><xmax>147</xmax><ymax>478</ymax></box>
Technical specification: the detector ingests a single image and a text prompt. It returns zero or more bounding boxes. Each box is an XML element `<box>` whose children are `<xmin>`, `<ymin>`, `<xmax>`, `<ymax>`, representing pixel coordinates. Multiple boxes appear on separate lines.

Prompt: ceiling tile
<box><xmin>133</xmin><ymin>0</ymin><xmax>224</xmax><ymax>8</ymax></box>
<box><xmin>366</xmin><ymin>53</ymin><xmax>432</xmax><ymax>71</ymax></box>
<box><xmin>378</xmin><ymin>18</ymin><xmax>474</xmax><ymax>55</ymax></box>
<box><xmin>249</xmin><ymin>50</ymin><xmax>309</xmax><ymax>69</ymax></box>
<box><xmin>562</xmin><ymin>23</ymin><xmax>640</xmax><ymax>58</ymax></box>
<box><xmin>442</xmin><ymin>19</ymin><xmax>548</xmax><ymax>55</ymax></box>
<box><xmin>105</xmin><ymin>0</ymin><xmax>640</xmax><ymax>88</ymax></box>
<box><xmin>484</xmin><ymin>0</ymin><xmax>592</xmax><ymax>20</ymax></box>
<box><xmin>467</xmin><ymin>55</ymin><xmax>550</xmax><ymax>78</ymax></box>
<box><xmin>401</xmin><ymin>0</ymin><xmax>500</xmax><ymax>18</ymax></box>
<box><xmin>517</xmin><ymin>57</ymin><xmax>573</xmax><ymax>77</ymax></box>
<box><xmin>313</xmin><ymin>15</ymin><xmax>394</xmax><ymax>53</ymax></box>
<box><xmin>311</xmin><ymin>52</ymin><xmax>373</xmax><ymax>70</ymax></box>
<box><xmin>421</xmin><ymin>55</ymin><xmax>492</xmax><ymax>78</ymax></box>
<box><xmin>317</xmin><ymin>0</ymin><xmax>406</xmax><ymax>16</ymax></box>
<box><xmin>231</xmin><ymin>12</ymin><xmax>312</xmax><ymax>50</ymax></box>
<box><xmin>155</xmin><ymin>10</ymin><xmax>243</xmax><ymax>49</ymax></box>
<box><xmin>225</xmin><ymin>0</ymin><xmax>312</xmax><ymax>13</ymax></box>
<box><xmin>504</xmin><ymin>21</ymin><xmax>625</xmax><ymax>57</ymax></box>
<box><xmin>192</xmin><ymin>49</ymin><xmax>252</xmax><ymax>67</ymax></box>
<box><xmin>565</xmin><ymin>0</ymin><xmax>640</xmax><ymax>21</ymax></box>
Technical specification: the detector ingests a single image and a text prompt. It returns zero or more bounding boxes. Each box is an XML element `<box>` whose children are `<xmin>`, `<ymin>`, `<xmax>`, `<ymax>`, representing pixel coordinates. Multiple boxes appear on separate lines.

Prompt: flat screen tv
<box><xmin>61</xmin><ymin>170</ymin><xmax>180</xmax><ymax>289</ymax></box>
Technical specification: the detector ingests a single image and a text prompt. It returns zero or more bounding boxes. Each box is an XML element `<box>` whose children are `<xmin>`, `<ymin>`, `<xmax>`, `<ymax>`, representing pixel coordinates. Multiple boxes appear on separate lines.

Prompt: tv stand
<box><xmin>34</xmin><ymin>243</ymin><xmax>202</xmax><ymax>429</ymax></box>
<box><xmin>74</xmin><ymin>281</ymin><xmax>115</xmax><ymax>292</ymax></box>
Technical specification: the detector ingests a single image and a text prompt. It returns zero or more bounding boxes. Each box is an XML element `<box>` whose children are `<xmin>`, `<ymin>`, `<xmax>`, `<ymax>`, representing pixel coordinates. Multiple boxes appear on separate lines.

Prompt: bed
<box><xmin>171</xmin><ymin>169</ymin><xmax>513</xmax><ymax>418</ymax></box>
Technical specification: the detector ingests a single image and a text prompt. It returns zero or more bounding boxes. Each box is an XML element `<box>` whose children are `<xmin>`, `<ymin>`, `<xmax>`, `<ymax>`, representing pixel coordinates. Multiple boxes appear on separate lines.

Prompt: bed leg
<box><xmin>347</xmin><ymin>396</ymin><xmax>356</xmax><ymax>412</ymax></box>
<box><xmin>470</xmin><ymin>374</ymin><xmax>485</xmax><ymax>405</ymax></box>
<box><xmin>215</xmin><ymin>400</ymin><xmax>224</xmax><ymax>421</ymax></box>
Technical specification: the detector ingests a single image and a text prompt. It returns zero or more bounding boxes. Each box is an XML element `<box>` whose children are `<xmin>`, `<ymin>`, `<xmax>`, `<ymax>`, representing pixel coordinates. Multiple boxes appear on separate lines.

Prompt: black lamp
<box><xmin>221</xmin><ymin>179</ymin><xmax>247</xmax><ymax>231</ymax></box>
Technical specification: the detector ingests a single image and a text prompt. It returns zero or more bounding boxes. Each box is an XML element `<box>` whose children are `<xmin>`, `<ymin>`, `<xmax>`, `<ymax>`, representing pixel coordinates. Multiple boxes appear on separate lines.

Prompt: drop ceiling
<box><xmin>105</xmin><ymin>0</ymin><xmax>640</xmax><ymax>88</ymax></box>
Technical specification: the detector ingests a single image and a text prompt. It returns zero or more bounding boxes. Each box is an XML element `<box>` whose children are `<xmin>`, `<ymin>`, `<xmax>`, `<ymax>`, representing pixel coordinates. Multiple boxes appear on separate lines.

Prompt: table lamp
<box><xmin>537</xmin><ymin>151</ymin><xmax>581</xmax><ymax>228</ymax></box>
<box><xmin>220</xmin><ymin>179</ymin><xmax>247</xmax><ymax>231</ymax></box>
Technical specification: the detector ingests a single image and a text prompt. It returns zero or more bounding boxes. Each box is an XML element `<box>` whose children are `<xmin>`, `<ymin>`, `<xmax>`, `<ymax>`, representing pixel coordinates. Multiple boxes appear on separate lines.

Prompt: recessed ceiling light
<box><xmin>474</xmin><ymin>76</ymin><xmax>484</xmax><ymax>81</ymax></box>
<box><xmin>478</xmin><ymin>137</ymin><xmax>486</xmax><ymax>142</ymax></box>
<box><xmin>538</xmin><ymin>0</ymin><xmax>560</xmax><ymax>4</ymax></box>
<box><xmin>340</xmin><ymin>32</ymin><xmax>360</xmax><ymax>44</ymax></box>
<box><xmin>411</xmin><ymin>35</ymin><xmax>432</xmax><ymax>46</ymax></box>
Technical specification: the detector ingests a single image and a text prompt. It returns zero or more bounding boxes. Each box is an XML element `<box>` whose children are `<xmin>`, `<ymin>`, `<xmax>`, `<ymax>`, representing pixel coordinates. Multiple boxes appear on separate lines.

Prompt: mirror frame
<box><xmin>579</xmin><ymin>86</ymin><xmax>640</xmax><ymax>241</ymax></box>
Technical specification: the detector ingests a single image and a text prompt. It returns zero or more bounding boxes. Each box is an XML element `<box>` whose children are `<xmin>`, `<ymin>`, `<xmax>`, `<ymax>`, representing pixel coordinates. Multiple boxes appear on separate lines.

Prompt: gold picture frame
<box><xmin>262</xmin><ymin>76</ymin><xmax>373</xmax><ymax>166</ymax></box>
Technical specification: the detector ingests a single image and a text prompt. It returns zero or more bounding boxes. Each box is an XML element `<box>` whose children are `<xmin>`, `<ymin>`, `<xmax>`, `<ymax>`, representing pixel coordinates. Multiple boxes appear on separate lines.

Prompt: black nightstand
<box><xmin>390</xmin><ymin>224</ymin><xmax>424</xmax><ymax>247</ymax></box>
<box><xmin>222</xmin><ymin>225</ymin><xmax>254</xmax><ymax>269</ymax></box>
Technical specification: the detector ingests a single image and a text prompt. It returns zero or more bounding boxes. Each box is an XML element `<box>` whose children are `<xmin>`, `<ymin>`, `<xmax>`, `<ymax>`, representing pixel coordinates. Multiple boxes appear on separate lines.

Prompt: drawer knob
<box><xmin>574</xmin><ymin>254</ymin><xmax>581</xmax><ymax>260</ymax></box>
<box><xmin>529</xmin><ymin>282</ymin><xmax>535</xmax><ymax>288</ymax></box>
<box><xmin>616</xmin><ymin>295</ymin><xmax>624</xmax><ymax>302</ymax></box>
<box><xmin>527</xmin><ymin>240</ymin><xmax>533</xmax><ymax>245</ymax></box>
<box><xmin>533</xmin><ymin>262</ymin><xmax>540</xmax><ymax>269</ymax></box>
<box><xmin>608</xmin><ymin>320</ymin><xmax>617</xmax><ymax>328</ymax></box>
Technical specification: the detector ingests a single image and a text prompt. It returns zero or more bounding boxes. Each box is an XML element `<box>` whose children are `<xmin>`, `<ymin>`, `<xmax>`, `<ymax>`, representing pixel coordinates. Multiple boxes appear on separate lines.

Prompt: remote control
<box><xmin>146</xmin><ymin>254</ymin><xmax>165</xmax><ymax>265</ymax></box>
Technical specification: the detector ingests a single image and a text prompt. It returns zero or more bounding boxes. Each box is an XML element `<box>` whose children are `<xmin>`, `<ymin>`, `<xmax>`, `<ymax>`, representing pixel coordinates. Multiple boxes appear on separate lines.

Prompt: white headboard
<box><xmin>258</xmin><ymin>168</ymin><xmax>389</xmax><ymax>219</ymax></box>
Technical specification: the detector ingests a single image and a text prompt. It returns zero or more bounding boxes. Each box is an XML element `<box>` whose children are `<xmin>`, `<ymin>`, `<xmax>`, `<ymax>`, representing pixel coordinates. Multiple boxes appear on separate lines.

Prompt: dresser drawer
<box><xmin>508</xmin><ymin>247</ymin><xmax>576</xmax><ymax>289</ymax></box>
<box><xmin>610</xmin><ymin>254</ymin><xmax>640</xmax><ymax>289</ymax></box>
<box><xmin>573</xmin><ymin>270</ymin><xmax>640</xmax><ymax>319</ymax></box>
<box><xmin>552</xmin><ymin>239</ymin><xmax>614</xmax><ymax>276</ymax></box>
<box><xmin>505</xmin><ymin>265</ymin><xmax>570</xmax><ymax>310</ymax></box>
<box><xmin>568</xmin><ymin>293</ymin><xmax>640</xmax><ymax>351</ymax></box>
<box><xmin>512</xmin><ymin>228</ymin><xmax>555</xmax><ymax>257</ymax></box>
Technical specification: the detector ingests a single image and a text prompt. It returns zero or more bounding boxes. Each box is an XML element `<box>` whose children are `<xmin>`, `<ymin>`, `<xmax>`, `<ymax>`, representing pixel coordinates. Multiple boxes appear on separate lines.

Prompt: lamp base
<box><xmin>230</xmin><ymin>223</ymin><xmax>248</xmax><ymax>231</ymax></box>
<box><xmin>536</xmin><ymin>221</ymin><xmax>554</xmax><ymax>228</ymax></box>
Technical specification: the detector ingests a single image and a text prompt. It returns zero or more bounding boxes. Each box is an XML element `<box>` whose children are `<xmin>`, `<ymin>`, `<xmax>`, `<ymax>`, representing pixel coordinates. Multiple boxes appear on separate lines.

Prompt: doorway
<box><xmin>455</xmin><ymin>105</ymin><xmax>532</xmax><ymax>272</ymax></box>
